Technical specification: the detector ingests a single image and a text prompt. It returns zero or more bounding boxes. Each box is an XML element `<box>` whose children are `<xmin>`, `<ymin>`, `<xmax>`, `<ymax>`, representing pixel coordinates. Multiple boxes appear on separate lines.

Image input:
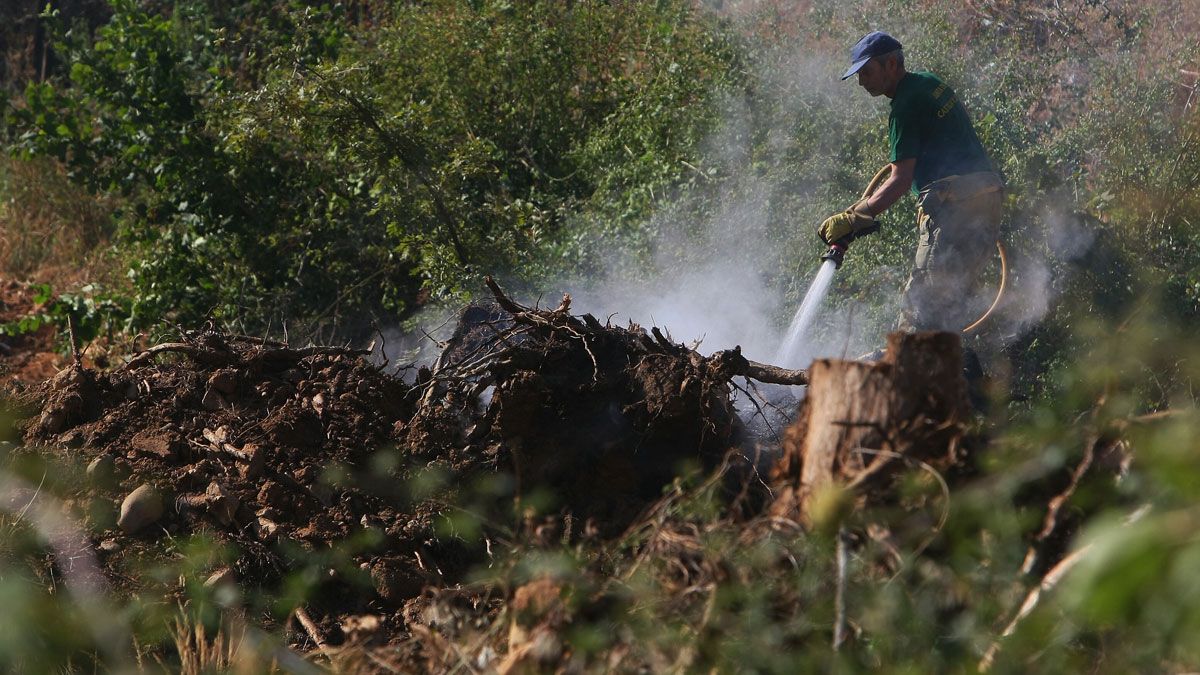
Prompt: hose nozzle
<box><xmin>818</xmin><ymin>222</ymin><xmax>879</xmax><ymax>268</ymax></box>
<box><xmin>821</xmin><ymin>242</ymin><xmax>847</xmax><ymax>268</ymax></box>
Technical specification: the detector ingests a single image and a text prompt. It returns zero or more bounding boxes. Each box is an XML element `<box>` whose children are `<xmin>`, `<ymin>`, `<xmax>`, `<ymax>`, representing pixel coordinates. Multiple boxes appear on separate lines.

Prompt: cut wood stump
<box><xmin>770</xmin><ymin>331</ymin><xmax>969</xmax><ymax>526</ymax></box>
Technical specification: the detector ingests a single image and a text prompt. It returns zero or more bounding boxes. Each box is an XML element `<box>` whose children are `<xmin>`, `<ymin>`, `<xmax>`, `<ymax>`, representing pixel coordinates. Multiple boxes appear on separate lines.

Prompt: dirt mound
<box><xmin>21</xmin><ymin>333</ymin><xmax>423</xmax><ymax>608</ymax></box>
<box><xmin>13</xmin><ymin>280</ymin><xmax>793</xmax><ymax>643</ymax></box>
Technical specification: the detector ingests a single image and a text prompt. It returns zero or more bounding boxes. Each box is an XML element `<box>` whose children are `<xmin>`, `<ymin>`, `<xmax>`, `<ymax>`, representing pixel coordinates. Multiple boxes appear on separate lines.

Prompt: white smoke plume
<box><xmin>994</xmin><ymin>203</ymin><xmax>1097</xmax><ymax>337</ymax></box>
<box><xmin>564</xmin><ymin>45</ymin><xmax>891</xmax><ymax>368</ymax></box>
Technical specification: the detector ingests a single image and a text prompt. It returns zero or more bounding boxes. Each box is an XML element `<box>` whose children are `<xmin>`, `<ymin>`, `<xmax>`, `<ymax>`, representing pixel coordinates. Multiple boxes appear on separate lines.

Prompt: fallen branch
<box><xmin>122</xmin><ymin>341</ymin><xmax>368</xmax><ymax>371</ymax></box>
<box><xmin>742</xmin><ymin>360</ymin><xmax>809</xmax><ymax>386</ymax></box>
<box><xmin>122</xmin><ymin>343</ymin><xmax>232</xmax><ymax>370</ymax></box>
<box><xmin>1021</xmin><ymin>434</ymin><xmax>1124</xmax><ymax>576</ymax></box>
<box><xmin>293</xmin><ymin>606</ymin><xmax>329</xmax><ymax>653</ymax></box>
<box><xmin>980</xmin><ymin>503</ymin><xmax>1152</xmax><ymax>671</ymax></box>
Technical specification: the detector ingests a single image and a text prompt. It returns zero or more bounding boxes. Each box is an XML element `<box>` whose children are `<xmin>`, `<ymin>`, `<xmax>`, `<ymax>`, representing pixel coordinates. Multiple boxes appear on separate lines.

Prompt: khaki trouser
<box><xmin>898</xmin><ymin>171</ymin><xmax>1004</xmax><ymax>332</ymax></box>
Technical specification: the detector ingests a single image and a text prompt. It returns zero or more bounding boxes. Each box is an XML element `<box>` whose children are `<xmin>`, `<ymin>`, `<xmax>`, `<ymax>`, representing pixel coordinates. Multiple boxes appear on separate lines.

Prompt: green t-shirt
<box><xmin>889</xmin><ymin>71</ymin><xmax>994</xmax><ymax>193</ymax></box>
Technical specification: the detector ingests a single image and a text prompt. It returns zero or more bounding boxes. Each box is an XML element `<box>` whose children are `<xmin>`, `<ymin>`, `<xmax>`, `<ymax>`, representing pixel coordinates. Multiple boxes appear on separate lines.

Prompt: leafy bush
<box><xmin>5</xmin><ymin>0</ymin><xmax>399</xmax><ymax>334</ymax></box>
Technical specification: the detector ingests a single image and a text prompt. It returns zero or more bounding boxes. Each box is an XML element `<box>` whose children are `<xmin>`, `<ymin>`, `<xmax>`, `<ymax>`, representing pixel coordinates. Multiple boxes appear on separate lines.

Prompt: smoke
<box><xmin>372</xmin><ymin>307</ymin><xmax>460</xmax><ymax>380</ymax></box>
<box><xmin>994</xmin><ymin>203</ymin><xmax>1097</xmax><ymax>336</ymax></box>
<box><xmin>564</xmin><ymin>45</ymin><xmax>888</xmax><ymax>367</ymax></box>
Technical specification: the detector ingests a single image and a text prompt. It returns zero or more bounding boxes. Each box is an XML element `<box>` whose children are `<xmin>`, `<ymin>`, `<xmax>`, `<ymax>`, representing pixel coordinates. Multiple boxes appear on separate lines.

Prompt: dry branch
<box><xmin>1021</xmin><ymin>434</ymin><xmax>1126</xmax><ymax>577</ymax></box>
<box><xmin>122</xmin><ymin>340</ymin><xmax>369</xmax><ymax>371</ymax></box>
<box><xmin>293</xmin><ymin>606</ymin><xmax>329</xmax><ymax>653</ymax></box>
<box><xmin>742</xmin><ymin>360</ymin><xmax>808</xmax><ymax>386</ymax></box>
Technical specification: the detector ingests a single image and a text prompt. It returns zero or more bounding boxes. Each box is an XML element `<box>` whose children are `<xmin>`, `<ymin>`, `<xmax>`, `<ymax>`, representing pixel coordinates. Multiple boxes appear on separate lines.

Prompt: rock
<box><xmin>237</xmin><ymin>443</ymin><xmax>265</xmax><ymax>480</ymax></box>
<box><xmin>130</xmin><ymin>429</ymin><xmax>183</xmax><ymax>459</ymax></box>
<box><xmin>255</xmin><ymin>516</ymin><xmax>280</xmax><ymax>540</ymax></box>
<box><xmin>201</xmin><ymin>388</ymin><xmax>228</xmax><ymax>411</ymax></box>
<box><xmin>205</xmin><ymin>482</ymin><xmax>239</xmax><ymax>526</ymax></box>
<box><xmin>86</xmin><ymin>455</ymin><xmax>116</xmax><ymax>483</ymax></box>
<box><xmin>61</xmin><ymin>429</ymin><xmax>88</xmax><ymax>449</ymax></box>
<box><xmin>204</xmin><ymin>566</ymin><xmax>237</xmax><ymax>588</ymax></box>
<box><xmin>207</xmin><ymin>369</ymin><xmax>238</xmax><ymax>395</ymax></box>
<box><xmin>98</xmin><ymin>538</ymin><xmax>121</xmax><ymax>554</ymax></box>
<box><xmin>118</xmin><ymin>484</ymin><xmax>164</xmax><ymax>534</ymax></box>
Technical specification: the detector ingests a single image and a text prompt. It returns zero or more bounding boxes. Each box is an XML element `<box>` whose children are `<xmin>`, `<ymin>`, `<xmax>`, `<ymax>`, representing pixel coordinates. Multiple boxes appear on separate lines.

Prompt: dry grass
<box><xmin>162</xmin><ymin>612</ymin><xmax>296</xmax><ymax>675</ymax></box>
<box><xmin>0</xmin><ymin>156</ymin><xmax>121</xmax><ymax>288</ymax></box>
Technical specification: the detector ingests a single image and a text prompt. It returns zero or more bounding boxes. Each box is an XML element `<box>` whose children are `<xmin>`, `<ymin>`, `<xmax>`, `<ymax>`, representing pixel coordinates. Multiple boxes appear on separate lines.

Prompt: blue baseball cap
<box><xmin>841</xmin><ymin>31</ymin><xmax>903</xmax><ymax>80</ymax></box>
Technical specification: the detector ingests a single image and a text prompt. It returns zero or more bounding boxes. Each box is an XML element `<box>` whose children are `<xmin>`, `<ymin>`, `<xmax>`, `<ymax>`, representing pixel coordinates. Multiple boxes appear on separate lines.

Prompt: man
<box><xmin>818</xmin><ymin>31</ymin><xmax>1004</xmax><ymax>335</ymax></box>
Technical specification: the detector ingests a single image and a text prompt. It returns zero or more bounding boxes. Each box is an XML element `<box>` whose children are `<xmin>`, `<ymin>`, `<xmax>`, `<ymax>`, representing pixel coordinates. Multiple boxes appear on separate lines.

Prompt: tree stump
<box><xmin>770</xmin><ymin>331</ymin><xmax>968</xmax><ymax>525</ymax></box>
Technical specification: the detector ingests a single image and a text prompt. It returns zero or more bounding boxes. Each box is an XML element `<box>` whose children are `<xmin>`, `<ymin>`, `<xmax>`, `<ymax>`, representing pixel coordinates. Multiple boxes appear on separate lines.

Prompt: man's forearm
<box><xmin>861</xmin><ymin>159</ymin><xmax>916</xmax><ymax>217</ymax></box>
<box><xmin>862</xmin><ymin>178</ymin><xmax>906</xmax><ymax>216</ymax></box>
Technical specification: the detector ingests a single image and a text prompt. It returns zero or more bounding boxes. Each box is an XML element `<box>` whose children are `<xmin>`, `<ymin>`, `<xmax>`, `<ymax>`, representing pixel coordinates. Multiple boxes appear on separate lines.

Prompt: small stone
<box><xmin>207</xmin><ymin>369</ymin><xmax>238</xmax><ymax>395</ymax></box>
<box><xmin>311</xmin><ymin>392</ymin><xmax>326</xmax><ymax>417</ymax></box>
<box><xmin>201</xmin><ymin>388</ymin><xmax>228</xmax><ymax>411</ymax></box>
<box><xmin>118</xmin><ymin>484</ymin><xmax>164</xmax><ymax>534</ymax></box>
<box><xmin>86</xmin><ymin>455</ymin><xmax>116</xmax><ymax>483</ymax></box>
<box><xmin>205</xmin><ymin>482</ymin><xmax>239</xmax><ymax>526</ymax></box>
<box><xmin>255</xmin><ymin>517</ymin><xmax>279</xmax><ymax>540</ymax></box>
<box><xmin>39</xmin><ymin>409</ymin><xmax>67</xmax><ymax>435</ymax></box>
<box><xmin>204</xmin><ymin>567</ymin><xmax>237</xmax><ymax>588</ymax></box>
<box><xmin>61</xmin><ymin>429</ymin><xmax>87</xmax><ymax>449</ymax></box>
<box><xmin>98</xmin><ymin>538</ymin><xmax>121</xmax><ymax>554</ymax></box>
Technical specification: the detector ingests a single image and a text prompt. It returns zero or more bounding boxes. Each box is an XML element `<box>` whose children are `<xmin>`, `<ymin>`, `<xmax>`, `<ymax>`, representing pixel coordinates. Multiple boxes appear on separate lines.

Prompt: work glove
<box><xmin>816</xmin><ymin>201</ymin><xmax>876</xmax><ymax>245</ymax></box>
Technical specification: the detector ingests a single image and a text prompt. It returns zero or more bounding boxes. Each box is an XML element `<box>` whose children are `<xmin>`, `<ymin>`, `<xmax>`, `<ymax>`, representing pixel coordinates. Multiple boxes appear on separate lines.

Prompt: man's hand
<box><xmin>817</xmin><ymin>203</ymin><xmax>876</xmax><ymax>245</ymax></box>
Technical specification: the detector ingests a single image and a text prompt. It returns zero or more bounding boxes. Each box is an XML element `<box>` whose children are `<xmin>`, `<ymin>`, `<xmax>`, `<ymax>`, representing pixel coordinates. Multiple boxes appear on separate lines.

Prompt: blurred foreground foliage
<box><xmin>0</xmin><ymin>0</ymin><xmax>1199</xmax><ymax>672</ymax></box>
